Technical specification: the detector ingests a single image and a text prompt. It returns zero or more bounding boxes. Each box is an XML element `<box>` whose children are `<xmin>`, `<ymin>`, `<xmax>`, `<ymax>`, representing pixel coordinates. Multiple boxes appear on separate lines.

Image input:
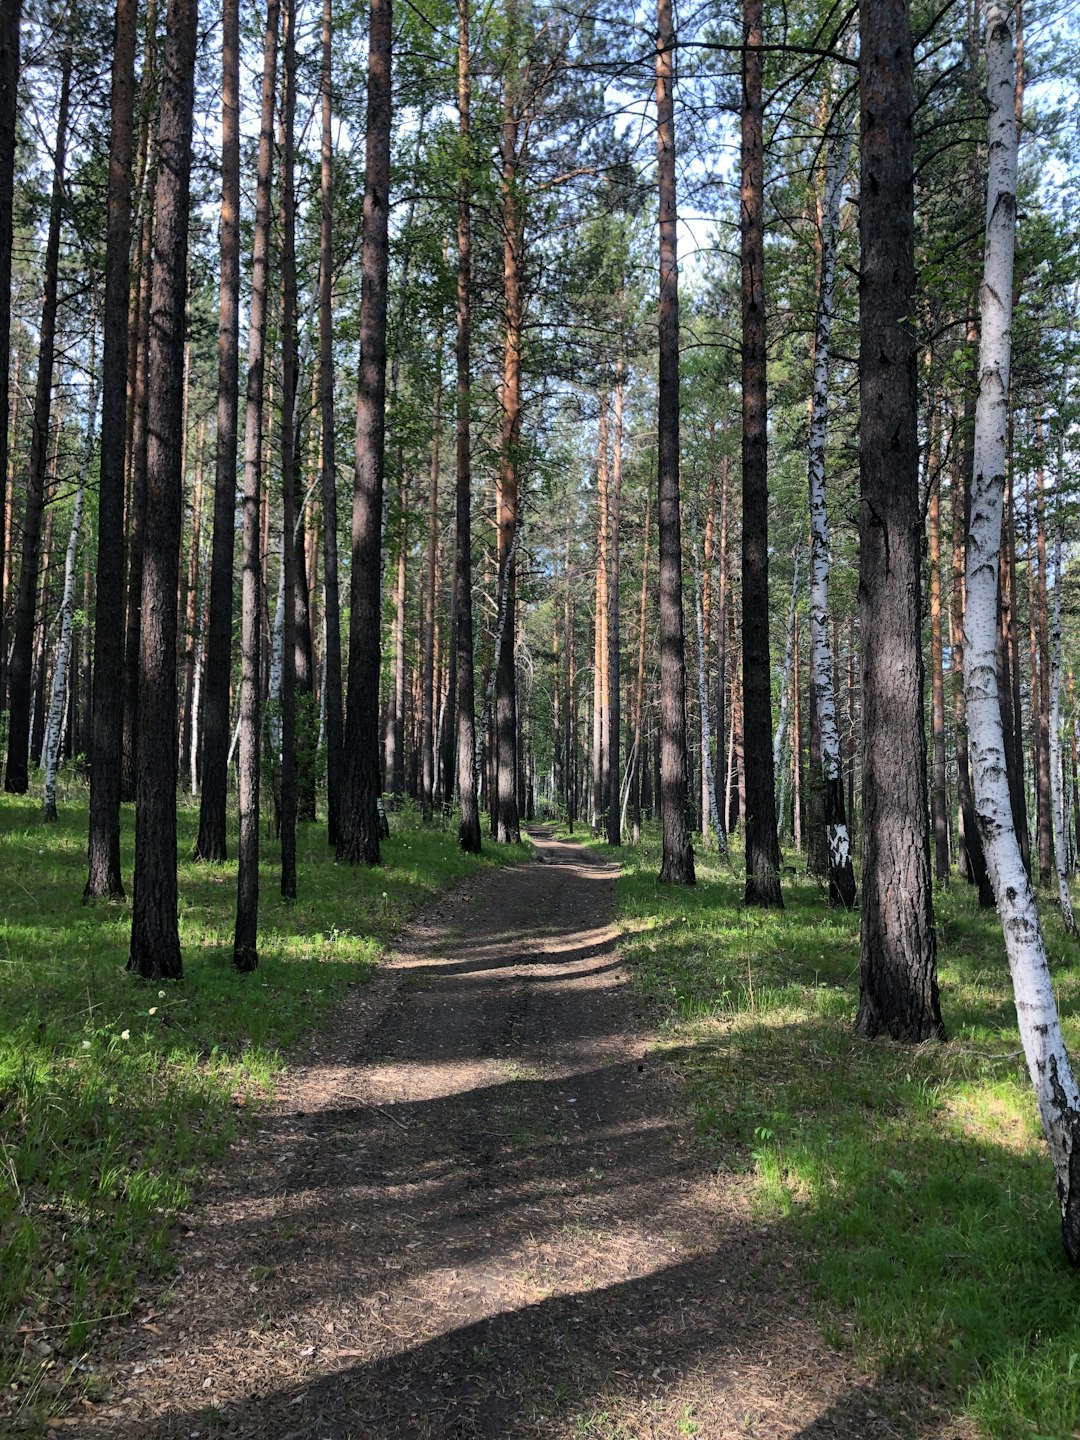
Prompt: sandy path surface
<box><xmin>81</xmin><ymin>831</ymin><xmax>968</xmax><ymax>1439</ymax></box>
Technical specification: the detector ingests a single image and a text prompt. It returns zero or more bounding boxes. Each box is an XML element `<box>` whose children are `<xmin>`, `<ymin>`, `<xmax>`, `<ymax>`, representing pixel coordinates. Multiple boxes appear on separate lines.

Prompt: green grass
<box><xmin>0</xmin><ymin>782</ymin><xmax>528</xmax><ymax>1430</ymax></box>
<box><xmin>611</xmin><ymin>829</ymin><xmax>1080</xmax><ymax>1440</ymax></box>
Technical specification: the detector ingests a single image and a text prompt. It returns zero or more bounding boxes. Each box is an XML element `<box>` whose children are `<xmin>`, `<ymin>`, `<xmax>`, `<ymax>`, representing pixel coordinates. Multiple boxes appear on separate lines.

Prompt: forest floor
<box><xmin>77</xmin><ymin>829</ymin><xmax>971</xmax><ymax>1440</ymax></box>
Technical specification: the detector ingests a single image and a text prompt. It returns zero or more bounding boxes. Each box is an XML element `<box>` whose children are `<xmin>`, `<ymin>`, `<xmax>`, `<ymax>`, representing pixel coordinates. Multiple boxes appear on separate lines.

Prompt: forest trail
<box><xmin>86</xmin><ymin>832</ymin><xmax>966</xmax><ymax>1440</ymax></box>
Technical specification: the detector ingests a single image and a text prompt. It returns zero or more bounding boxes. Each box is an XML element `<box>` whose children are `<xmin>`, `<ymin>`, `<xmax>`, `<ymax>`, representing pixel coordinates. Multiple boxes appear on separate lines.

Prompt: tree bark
<box><xmin>928</xmin><ymin>423</ymin><xmax>949</xmax><ymax>882</ymax></box>
<box><xmin>45</xmin><ymin>365</ymin><xmax>97</xmax><ymax>821</ymax></box>
<box><xmin>279</xmin><ymin>0</ymin><xmax>299</xmax><ymax>901</ymax></box>
<box><xmin>0</xmin><ymin>0</ymin><xmax>19</xmax><ymax>725</ymax></box>
<box><xmin>606</xmin><ymin>372</ymin><xmax>623</xmax><ymax>845</ymax></box>
<box><xmin>1034</xmin><ymin>418</ymin><xmax>1053</xmax><ymax>885</ymax></box>
<box><xmin>422</xmin><ymin>383</ymin><xmax>440</xmax><ymax>821</ymax></box>
<box><xmin>1049</xmin><ymin>533</ymin><xmax>1076</xmax><ymax>934</ymax></box>
<box><xmin>195</xmin><ymin>0</ymin><xmax>241</xmax><ymax>862</ymax></box>
<box><xmin>454</xmin><ymin>0</ymin><xmax>480</xmax><ymax>854</ymax></box>
<box><xmin>5</xmin><ymin>44</ymin><xmax>71</xmax><ymax>793</ymax></box>
<box><xmin>740</xmin><ymin>0</ymin><xmax>781</xmax><ymax>905</ymax></box>
<box><xmin>966</xmin><ymin>3</ymin><xmax>1080</xmax><ymax>1264</ymax></box>
<box><xmin>855</xmin><ymin>0</ymin><xmax>943</xmax><ymax>1040</ymax></box>
<box><xmin>128</xmin><ymin>0</ymin><xmax>197</xmax><ymax>981</ymax></box>
<box><xmin>655</xmin><ymin>0</ymin><xmax>694</xmax><ymax>885</ymax></box>
<box><xmin>233</xmin><ymin>0</ymin><xmax>279</xmax><ymax>968</ymax></box>
<box><xmin>338</xmin><ymin>0</ymin><xmax>392</xmax><ymax>865</ymax></box>
<box><xmin>318</xmin><ymin>0</ymin><xmax>344</xmax><ymax>847</ymax></box>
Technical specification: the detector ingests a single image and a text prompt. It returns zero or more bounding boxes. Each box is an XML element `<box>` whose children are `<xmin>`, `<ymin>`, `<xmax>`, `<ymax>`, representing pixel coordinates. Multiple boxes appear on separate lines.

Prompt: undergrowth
<box><xmin>613</xmin><ymin>829</ymin><xmax>1080</xmax><ymax>1440</ymax></box>
<box><xmin>0</xmin><ymin>784</ymin><xmax>527</xmax><ymax>1431</ymax></box>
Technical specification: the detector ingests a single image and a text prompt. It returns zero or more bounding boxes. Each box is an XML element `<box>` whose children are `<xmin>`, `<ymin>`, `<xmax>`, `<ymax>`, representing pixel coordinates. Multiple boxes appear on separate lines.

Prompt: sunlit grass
<box><xmin>613</xmin><ymin>826</ymin><xmax>1080</xmax><ymax>1440</ymax></box>
<box><xmin>0</xmin><ymin>781</ymin><xmax>529</xmax><ymax>1429</ymax></box>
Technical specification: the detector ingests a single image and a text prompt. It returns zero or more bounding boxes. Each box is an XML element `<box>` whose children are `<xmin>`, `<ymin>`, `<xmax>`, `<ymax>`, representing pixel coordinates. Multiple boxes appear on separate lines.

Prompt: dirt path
<box><xmin>85</xmin><ymin>832</ymin><xmax>965</xmax><ymax>1439</ymax></box>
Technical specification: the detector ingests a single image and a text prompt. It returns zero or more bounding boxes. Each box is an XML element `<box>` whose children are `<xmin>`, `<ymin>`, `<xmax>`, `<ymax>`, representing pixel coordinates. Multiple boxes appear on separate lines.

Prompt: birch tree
<box><xmin>44</xmin><ymin>364</ymin><xmax>98</xmax><ymax>823</ymax></box>
<box><xmin>806</xmin><ymin>108</ymin><xmax>856</xmax><ymax>910</ymax></box>
<box><xmin>965</xmin><ymin>2</ymin><xmax>1080</xmax><ymax>1263</ymax></box>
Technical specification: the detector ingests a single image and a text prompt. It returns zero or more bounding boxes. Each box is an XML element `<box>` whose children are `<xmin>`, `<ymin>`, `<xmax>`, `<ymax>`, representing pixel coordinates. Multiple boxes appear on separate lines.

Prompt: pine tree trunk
<box><xmin>606</xmin><ymin>372</ymin><xmax>623</xmax><ymax>845</ymax></box>
<box><xmin>928</xmin><ymin>434</ymin><xmax>950</xmax><ymax>882</ymax></box>
<box><xmin>128</xmin><ymin>0</ymin><xmax>197</xmax><ymax>981</ymax></box>
<box><xmin>1049</xmin><ymin>533</ymin><xmax>1076</xmax><ymax>934</ymax></box>
<box><xmin>195</xmin><ymin>0</ymin><xmax>241</xmax><ymax>862</ymax></box>
<box><xmin>855</xmin><ymin>0</ymin><xmax>942</xmax><ymax>1040</ymax></box>
<box><xmin>179</xmin><ymin>418</ymin><xmax>204</xmax><ymax>782</ymax></box>
<box><xmin>0</xmin><ymin>0</ymin><xmax>18</xmax><ymax>725</ymax></box>
<box><xmin>966</xmin><ymin>3</ymin><xmax>1080</xmax><ymax>1264</ymax></box>
<box><xmin>1034</xmin><ymin>423</ymin><xmax>1053</xmax><ymax>885</ymax></box>
<box><xmin>233</xmin><ymin>0</ymin><xmax>279</xmax><ymax>968</ymax></box>
<box><xmin>279</xmin><ymin>0</ymin><xmax>299</xmax><ymax>901</ymax></box>
<box><xmin>318</xmin><ymin>0</ymin><xmax>344</xmax><ymax>848</ymax></box>
<box><xmin>632</xmin><ymin>492</ymin><xmax>651</xmax><ymax>845</ymax></box>
<box><xmin>741</xmin><ymin>0</ymin><xmax>781</xmax><ymax>905</ymax></box>
<box><xmin>655</xmin><ymin>0</ymin><xmax>694</xmax><ymax>885</ymax></box>
<box><xmin>493</xmin><ymin>75</ymin><xmax>522</xmax><ymax>847</ymax></box>
<box><xmin>422</xmin><ymin>384</ymin><xmax>440</xmax><ymax>821</ymax></box>
<box><xmin>5</xmin><ymin>44</ymin><xmax>70</xmax><ymax>793</ymax></box>
<box><xmin>592</xmin><ymin>401</ymin><xmax>608</xmax><ymax>834</ymax></box>
<box><xmin>338</xmin><ymin>0</ymin><xmax>392</xmax><ymax>865</ymax></box>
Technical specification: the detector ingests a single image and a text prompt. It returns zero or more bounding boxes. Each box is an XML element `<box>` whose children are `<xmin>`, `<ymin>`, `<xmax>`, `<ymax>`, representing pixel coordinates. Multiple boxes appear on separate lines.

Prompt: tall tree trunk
<box><xmin>493</xmin><ymin>72</ymin><xmax>522</xmax><ymax>847</ymax></box>
<box><xmin>741</xmin><ymin>0</ymin><xmax>781</xmax><ymax>905</ymax></box>
<box><xmin>453</xmin><ymin>0</ymin><xmax>480</xmax><ymax>854</ymax></box>
<box><xmin>195</xmin><ymin>0</ymin><xmax>241</xmax><ymax>862</ymax></box>
<box><xmin>179</xmin><ymin>417</ymin><xmax>204</xmax><ymax>781</ymax></box>
<box><xmin>279</xmin><ymin>0</ymin><xmax>299</xmax><ymax>901</ymax></box>
<box><xmin>1049</xmin><ymin>533</ymin><xmax>1076</xmax><ymax>934</ymax></box>
<box><xmin>592</xmin><ymin>400</ymin><xmax>608</xmax><ymax>833</ymax></box>
<box><xmin>128</xmin><ymin>0</ymin><xmax>197</xmax><ymax>981</ymax></box>
<box><xmin>421</xmin><ymin>383</ymin><xmax>440</xmax><ymax>821</ymax></box>
<box><xmin>121</xmin><ymin>177</ymin><xmax>155</xmax><ymax>804</ymax></box>
<box><xmin>806</xmin><ymin>110</ymin><xmax>856</xmax><ymax>908</ymax></box>
<box><xmin>966</xmin><ymin>3</ymin><xmax>1080</xmax><ymax>1264</ymax></box>
<box><xmin>715</xmin><ymin>450</ymin><xmax>729</xmax><ymax>833</ymax></box>
<box><xmin>0</xmin><ymin>0</ymin><xmax>18</xmax><ymax>723</ymax></box>
<box><xmin>928</xmin><ymin>426</ymin><xmax>949</xmax><ymax>882</ymax></box>
<box><xmin>773</xmin><ymin>551</ymin><xmax>799</xmax><ymax>847</ymax></box>
<box><xmin>951</xmin><ymin>397</ymin><xmax>994</xmax><ymax>904</ymax></box>
<box><xmin>655</xmin><ymin>0</ymin><xmax>694</xmax><ymax>885</ymax></box>
<box><xmin>606</xmin><ymin>371</ymin><xmax>623</xmax><ymax>845</ymax></box>
<box><xmin>338</xmin><ymin>0</ymin><xmax>392</xmax><ymax>865</ymax></box>
<box><xmin>5</xmin><ymin>44</ymin><xmax>71</xmax><ymax>793</ymax></box>
<box><xmin>233</xmin><ymin>0</ymin><xmax>279</xmax><ymax>968</ymax></box>
<box><xmin>855</xmin><ymin>0</ymin><xmax>942</xmax><ymax>1040</ymax></box>
<box><xmin>45</xmin><ymin>364</ymin><xmax>97</xmax><ymax>821</ymax></box>
<box><xmin>318</xmin><ymin>0</ymin><xmax>344</xmax><ymax>847</ymax></box>
<box><xmin>1034</xmin><ymin>418</ymin><xmax>1053</xmax><ymax>885</ymax></box>
<box><xmin>386</xmin><ymin>496</ymin><xmax>407</xmax><ymax>796</ymax></box>
<box><xmin>632</xmin><ymin>493</ymin><xmax>651</xmax><ymax>844</ymax></box>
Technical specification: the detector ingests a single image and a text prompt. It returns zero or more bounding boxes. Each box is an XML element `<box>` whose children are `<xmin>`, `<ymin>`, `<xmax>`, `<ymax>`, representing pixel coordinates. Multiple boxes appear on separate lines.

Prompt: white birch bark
<box><xmin>807</xmin><ymin>105</ymin><xmax>856</xmax><ymax>905</ymax></box>
<box><xmin>1049</xmin><ymin>531</ymin><xmax>1076</xmax><ymax>934</ymax></box>
<box><xmin>773</xmin><ymin>546</ymin><xmax>800</xmax><ymax>842</ymax></box>
<box><xmin>691</xmin><ymin>502</ymin><xmax>727</xmax><ymax>857</ymax></box>
<box><xmin>43</xmin><ymin>368</ymin><xmax>98</xmax><ymax>822</ymax></box>
<box><xmin>965</xmin><ymin>3</ymin><xmax>1080</xmax><ymax>1264</ymax></box>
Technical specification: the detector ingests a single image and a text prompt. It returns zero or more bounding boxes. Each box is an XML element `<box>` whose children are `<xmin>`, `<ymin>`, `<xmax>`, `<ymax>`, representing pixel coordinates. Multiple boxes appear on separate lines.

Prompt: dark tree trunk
<box><xmin>5</xmin><ymin>44</ymin><xmax>70</xmax><ymax>793</ymax></box>
<box><xmin>655</xmin><ymin>0</ymin><xmax>694</xmax><ymax>885</ymax></box>
<box><xmin>0</xmin><ymin>0</ymin><xmax>20</xmax><ymax>723</ymax></box>
<box><xmin>606</xmin><ymin>374</ymin><xmax>623</xmax><ymax>845</ymax></box>
<box><xmin>454</xmin><ymin>0</ymin><xmax>481</xmax><ymax>854</ymax></box>
<box><xmin>493</xmin><ymin>76</ymin><xmax>522</xmax><ymax>847</ymax></box>
<box><xmin>195</xmin><ymin>0</ymin><xmax>241</xmax><ymax>862</ymax></box>
<box><xmin>740</xmin><ymin>0</ymin><xmax>781</xmax><ymax>905</ymax></box>
<box><xmin>121</xmin><ymin>191</ymin><xmax>154</xmax><ymax>804</ymax></box>
<box><xmin>422</xmin><ymin>384</ymin><xmax>440</xmax><ymax>821</ymax></box>
<box><xmin>928</xmin><ymin>456</ymin><xmax>949</xmax><ymax>882</ymax></box>
<box><xmin>128</xmin><ymin>0</ymin><xmax>197</xmax><ymax>981</ymax></box>
<box><xmin>1034</xmin><ymin>433</ymin><xmax>1053</xmax><ymax>885</ymax></box>
<box><xmin>279</xmin><ymin>0</ymin><xmax>299</xmax><ymax>901</ymax></box>
<box><xmin>338</xmin><ymin>0</ymin><xmax>391</xmax><ymax>865</ymax></box>
<box><xmin>855</xmin><ymin>0</ymin><xmax>943</xmax><ymax>1041</ymax></box>
<box><xmin>318</xmin><ymin>0</ymin><xmax>344</xmax><ymax>847</ymax></box>
<box><xmin>234</xmin><ymin>0</ymin><xmax>279</xmax><ymax>969</ymax></box>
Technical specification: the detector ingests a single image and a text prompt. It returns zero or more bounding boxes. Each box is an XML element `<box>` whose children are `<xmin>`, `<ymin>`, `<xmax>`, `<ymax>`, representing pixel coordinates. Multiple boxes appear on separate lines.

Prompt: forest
<box><xmin>2</xmin><ymin>0</ymin><xmax>1080</xmax><ymax>1434</ymax></box>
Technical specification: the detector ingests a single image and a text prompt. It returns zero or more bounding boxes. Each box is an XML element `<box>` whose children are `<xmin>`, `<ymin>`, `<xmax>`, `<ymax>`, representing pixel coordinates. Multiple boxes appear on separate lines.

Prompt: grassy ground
<box><xmin>610</xmin><ymin>829</ymin><xmax>1080</xmax><ymax>1440</ymax></box>
<box><xmin>0</xmin><ymin>782</ymin><xmax>528</xmax><ymax>1429</ymax></box>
